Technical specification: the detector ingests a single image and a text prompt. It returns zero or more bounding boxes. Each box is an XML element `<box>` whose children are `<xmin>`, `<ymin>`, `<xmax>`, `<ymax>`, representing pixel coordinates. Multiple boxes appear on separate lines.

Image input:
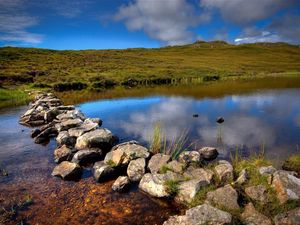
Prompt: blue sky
<box><xmin>0</xmin><ymin>0</ymin><xmax>299</xmax><ymax>50</ymax></box>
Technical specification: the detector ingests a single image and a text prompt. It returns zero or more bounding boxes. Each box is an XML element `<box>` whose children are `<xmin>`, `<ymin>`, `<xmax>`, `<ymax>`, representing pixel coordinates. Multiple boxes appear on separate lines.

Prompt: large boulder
<box><xmin>104</xmin><ymin>141</ymin><xmax>149</xmax><ymax>166</ymax></box>
<box><xmin>112</xmin><ymin>176</ymin><xmax>130</xmax><ymax>192</ymax></box>
<box><xmin>68</xmin><ymin>120</ymin><xmax>99</xmax><ymax>137</ymax></box>
<box><xmin>198</xmin><ymin>147</ymin><xmax>218</xmax><ymax>160</ymax></box>
<box><xmin>241</xmin><ymin>203</ymin><xmax>272</xmax><ymax>225</ymax></box>
<box><xmin>51</xmin><ymin>161</ymin><xmax>82</xmax><ymax>180</ymax></box>
<box><xmin>54</xmin><ymin>145</ymin><xmax>76</xmax><ymax>163</ymax></box>
<box><xmin>163</xmin><ymin>203</ymin><xmax>232</xmax><ymax>225</ymax></box>
<box><xmin>274</xmin><ymin>207</ymin><xmax>300</xmax><ymax>225</ymax></box>
<box><xmin>214</xmin><ymin>160</ymin><xmax>233</xmax><ymax>183</ymax></box>
<box><xmin>71</xmin><ymin>148</ymin><xmax>102</xmax><ymax>165</ymax></box>
<box><xmin>178</xmin><ymin>151</ymin><xmax>201</xmax><ymax>164</ymax></box>
<box><xmin>245</xmin><ymin>185</ymin><xmax>269</xmax><ymax>204</ymax></box>
<box><xmin>93</xmin><ymin>161</ymin><xmax>116</xmax><ymax>182</ymax></box>
<box><xmin>183</xmin><ymin>166</ymin><xmax>214</xmax><ymax>183</ymax></box>
<box><xmin>56</xmin><ymin>109</ymin><xmax>85</xmax><ymax>121</ymax></box>
<box><xmin>44</xmin><ymin>108</ymin><xmax>60</xmax><ymax>123</ymax></box>
<box><xmin>139</xmin><ymin>173</ymin><xmax>170</xmax><ymax>198</ymax></box>
<box><xmin>56</xmin><ymin>131</ymin><xmax>76</xmax><ymax>147</ymax></box>
<box><xmin>148</xmin><ymin>153</ymin><xmax>171</xmax><ymax>173</ymax></box>
<box><xmin>206</xmin><ymin>184</ymin><xmax>240</xmax><ymax>210</ymax></box>
<box><xmin>127</xmin><ymin>158</ymin><xmax>146</xmax><ymax>182</ymax></box>
<box><xmin>272</xmin><ymin>170</ymin><xmax>300</xmax><ymax>204</ymax></box>
<box><xmin>75</xmin><ymin>128</ymin><xmax>117</xmax><ymax>150</ymax></box>
<box><xmin>167</xmin><ymin>160</ymin><xmax>185</xmax><ymax>173</ymax></box>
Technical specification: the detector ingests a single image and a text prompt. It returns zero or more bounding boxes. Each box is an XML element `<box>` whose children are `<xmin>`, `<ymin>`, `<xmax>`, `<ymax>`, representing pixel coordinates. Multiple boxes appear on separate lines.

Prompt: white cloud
<box><xmin>114</xmin><ymin>0</ymin><xmax>209</xmax><ymax>45</ymax></box>
<box><xmin>0</xmin><ymin>0</ymin><xmax>43</xmax><ymax>44</ymax></box>
<box><xmin>201</xmin><ymin>0</ymin><xmax>296</xmax><ymax>24</ymax></box>
<box><xmin>234</xmin><ymin>31</ymin><xmax>281</xmax><ymax>44</ymax></box>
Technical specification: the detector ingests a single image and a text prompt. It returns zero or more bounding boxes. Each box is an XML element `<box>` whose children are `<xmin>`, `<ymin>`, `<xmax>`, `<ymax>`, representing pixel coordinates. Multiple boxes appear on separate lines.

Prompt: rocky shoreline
<box><xmin>19</xmin><ymin>92</ymin><xmax>300</xmax><ymax>225</ymax></box>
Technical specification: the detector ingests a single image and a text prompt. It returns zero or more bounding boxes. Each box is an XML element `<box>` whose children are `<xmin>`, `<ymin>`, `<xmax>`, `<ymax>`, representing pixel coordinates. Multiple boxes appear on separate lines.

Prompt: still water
<box><xmin>1</xmin><ymin>78</ymin><xmax>300</xmax><ymax>224</ymax></box>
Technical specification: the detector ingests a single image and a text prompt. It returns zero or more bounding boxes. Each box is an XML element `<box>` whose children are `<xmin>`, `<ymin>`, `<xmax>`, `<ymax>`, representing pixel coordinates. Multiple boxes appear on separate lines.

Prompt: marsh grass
<box><xmin>149</xmin><ymin>123</ymin><xmax>192</xmax><ymax>159</ymax></box>
<box><xmin>189</xmin><ymin>184</ymin><xmax>216</xmax><ymax>208</ymax></box>
<box><xmin>0</xmin><ymin>88</ymin><xmax>30</xmax><ymax>108</ymax></box>
<box><xmin>164</xmin><ymin>180</ymin><xmax>180</xmax><ymax>196</ymax></box>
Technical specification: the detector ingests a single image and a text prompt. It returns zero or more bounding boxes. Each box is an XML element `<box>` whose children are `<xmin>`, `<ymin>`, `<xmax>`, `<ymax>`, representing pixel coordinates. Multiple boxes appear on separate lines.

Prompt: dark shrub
<box><xmin>203</xmin><ymin>75</ymin><xmax>220</xmax><ymax>82</ymax></box>
<box><xmin>53</xmin><ymin>82</ymin><xmax>88</xmax><ymax>92</ymax></box>
<box><xmin>31</xmin><ymin>82</ymin><xmax>52</xmax><ymax>88</ymax></box>
<box><xmin>121</xmin><ymin>78</ymin><xmax>139</xmax><ymax>87</ymax></box>
<box><xmin>0</xmin><ymin>74</ymin><xmax>33</xmax><ymax>83</ymax></box>
<box><xmin>91</xmin><ymin>77</ymin><xmax>117</xmax><ymax>89</ymax></box>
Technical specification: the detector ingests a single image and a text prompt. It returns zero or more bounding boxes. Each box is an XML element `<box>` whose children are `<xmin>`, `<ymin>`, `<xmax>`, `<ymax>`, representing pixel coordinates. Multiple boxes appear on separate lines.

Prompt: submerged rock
<box><xmin>148</xmin><ymin>153</ymin><xmax>171</xmax><ymax>173</ymax></box>
<box><xmin>163</xmin><ymin>203</ymin><xmax>232</xmax><ymax>225</ymax></box>
<box><xmin>272</xmin><ymin>170</ymin><xmax>300</xmax><ymax>203</ymax></box>
<box><xmin>71</xmin><ymin>148</ymin><xmax>102</xmax><ymax>165</ymax></box>
<box><xmin>75</xmin><ymin>128</ymin><xmax>117</xmax><ymax>150</ymax></box>
<box><xmin>241</xmin><ymin>203</ymin><xmax>272</xmax><ymax>225</ymax></box>
<box><xmin>51</xmin><ymin>161</ymin><xmax>82</xmax><ymax>180</ymax></box>
<box><xmin>206</xmin><ymin>184</ymin><xmax>240</xmax><ymax>210</ymax></box>
<box><xmin>127</xmin><ymin>158</ymin><xmax>146</xmax><ymax>182</ymax></box>
<box><xmin>112</xmin><ymin>176</ymin><xmax>130</xmax><ymax>192</ymax></box>
<box><xmin>198</xmin><ymin>147</ymin><xmax>218</xmax><ymax>160</ymax></box>
<box><xmin>93</xmin><ymin>161</ymin><xmax>116</xmax><ymax>182</ymax></box>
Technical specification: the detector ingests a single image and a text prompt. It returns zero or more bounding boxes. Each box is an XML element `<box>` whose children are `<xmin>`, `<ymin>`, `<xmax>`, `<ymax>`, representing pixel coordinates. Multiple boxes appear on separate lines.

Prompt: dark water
<box><xmin>1</xmin><ymin>78</ymin><xmax>300</xmax><ymax>224</ymax></box>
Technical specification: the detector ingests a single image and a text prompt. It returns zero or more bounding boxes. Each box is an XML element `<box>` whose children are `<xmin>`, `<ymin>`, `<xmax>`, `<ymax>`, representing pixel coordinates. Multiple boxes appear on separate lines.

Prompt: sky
<box><xmin>0</xmin><ymin>0</ymin><xmax>300</xmax><ymax>50</ymax></box>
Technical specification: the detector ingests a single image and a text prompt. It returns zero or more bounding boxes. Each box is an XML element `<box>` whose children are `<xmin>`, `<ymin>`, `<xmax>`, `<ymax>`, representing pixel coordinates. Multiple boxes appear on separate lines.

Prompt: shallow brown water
<box><xmin>1</xmin><ymin>77</ymin><xmax>300</xmax><ymax>224</ymax></box>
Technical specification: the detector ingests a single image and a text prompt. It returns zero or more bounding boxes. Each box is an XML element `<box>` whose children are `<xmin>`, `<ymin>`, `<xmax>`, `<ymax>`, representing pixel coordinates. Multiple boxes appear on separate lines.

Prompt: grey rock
<box><xmin>235</xmin><ymin>169</ymin><xmax>249</xmax><ymax>185</ymax></box>
<box><xmin>44</xmin><ymin>108</ymin><xmax>60</xmax><ymax>122</ymax></box>
<box><xmin>93</xmin><ymin>161</ymin><xmax>116</xmax><ymax>182</ymax></box>
<box><xmin>241</xmin><ymin>203</ymin><xmax>272</xmax><ymax>225</ymax></box>
<box><xmin>139</xmin><ymin>173</ymin><xmax>170</xmax><ymax>197</ymax></box>
<box><xmin>175</xmin><ymin>179</ymin><xmax>208</xmax><ymax>204</ymax></box>
<box><xmin>85</xmin><ymin>118</ymin><xmax>102</xmax><ymax>126</ymax></box>
<box><xmin>274</xmin><ymin>207</ymin><xmax>300</xmax><ymax>225</ymax></box>
<box><xmin>71</xmin><ymin>148</ymin><xmax>102</xmax><ymax>164</ymax></box>
<box><xmin>259</xmin><ymin>166</ymin><xmax>277</xmax><ymax>176</ymax></box>
<box><xmin>215</xmin><ymin>160</ymin><xmax>233</xmax><ymax>183</ymax></box>
<box><xmin>34</xmin><ymin>127</ymin><xmax>58</xmax><ymax>144</ymax></box>
<box><xmin>148</xmin><ymin>153</ymin><xmax>171</xmax><ymax>173</ymax></box>
<box><xmin>163</xmin><ymin>203</ymin><xmax>232</xmax><ymax>225</ymax></box>
<box><xmin>245</xmin><ymin>185</ymin><xmax>269</xmax><ymax>204</ymax></box>
<box><xmin>104</xmin><ymin>141</ymin><xmax>149</xmax><ymax>166</ymax></box>
<box><xmin>167</xmin><ymin>160</ymin><xmax>185</xmax><ymax>173</ymax></box>
<box><xmin>198</xmin><ymin>147</ymin><xmax>218</xmax><ymax>160</ymax></box>
<box><xmin>68</xmin><ymin>120</ymin><xmax>98</xmax><ymax>137</ymax></box>
<box><xmin>112</xmin><ymin>176</ymin><xmax>130</xmax><ymax>192</ymax></box>
<box><xmin>183</xmin><ymin>166</ymin><xmax>214</xmax><ymax>183</ymax></box>
<box><xmin>206</xmin><ymin>184</ymin><xmax>240</xmax><ymax>210</ymax></box>
<box><xmin>75</xmin><ymin>128</ymin><xmax>117</xmax><ymax>150</ymax></box>
<box><xmin>178</xmin><ymin>151</ymin><xmax>201</xmax><ymax>164</ymax></box>
<box><xmin>56</xmin><ymin>109</ymin><xmax>85</xmax><ymax>121</ymax></box>
<box><xmin>56</xmin><ymin>131</ymin><xmax>76</xmax><ymax>147</ymax></box>
<box><xmin>272</xmin><ymin>170</ymin><xmax>300</xmax><ymax>204</ymax></box>
<box><xmin>54</xmin><ymin>145</ymin><xmax>75</xmax><ymax>163</ymax></box>
<box><xmin>51</xmin><ymin>161</ymin><xmax>82</xmax><ymax>180</ymax></box>
<box><xmin>127</xmin><ymin>158</ymin><xmax>146</xmax><ymax>182</ymax></box>
<box><xmin>56</xmin><ymin>118</ymin><xmax>83</xmax><ymax>131</ymax></box>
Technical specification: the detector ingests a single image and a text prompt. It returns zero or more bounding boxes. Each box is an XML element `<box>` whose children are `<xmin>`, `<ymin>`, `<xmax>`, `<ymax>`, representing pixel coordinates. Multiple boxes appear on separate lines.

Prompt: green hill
<box><xmin>1</xmin><ymin>41</ymin><xmax>300</xmax><ymax>91</ymax></box>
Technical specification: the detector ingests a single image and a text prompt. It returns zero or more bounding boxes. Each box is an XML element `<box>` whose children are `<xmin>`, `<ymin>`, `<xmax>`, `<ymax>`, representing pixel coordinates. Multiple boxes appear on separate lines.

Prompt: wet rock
<box><xmin>148</xmin><ymin>153</ymin><xmax>171</xmax><ymax>173</ymax></box>
<box><xmin>198</xmin><ymin>147</ymin><xmax>218</xmax><ymax>160</ymax></box>
<box><xmin>259</xmin><ymin>166</ymin><xmax>277</xmax><ymax>176</ymax></box>
<box><xmin>215</xmin><ymin>160</ymin><xmax>233</xmax><ymax>183</ymax></box>
<box><xmin>56</xmin><ymin>131</ymin><xmax>76</xmax><ymax>147</ymax></box>
<box><xmin>56</xmin><ymin>105</ymin><xmax>75</xmax><ymax>110</ymax></box>
<box><xmin>216</xmin><ymin>117</ymin><xmax>225</xmax><ymax>124</ymax></box>
<box><xmin>245</xmin><ymin>185</ymin><xmax>269</xmax><ymax>204</ymax></box>
<box><xmin>31</xmin><ymin>128</ymin><xmax>41</xmax><ymax>138</ymax></box>
<box><xmin>139</xmin><ymin>173</ymin><xmax>170</xmax><ymax>197</ymax></box>
<box><xmin>167</xmin><ymin>160</ymin><xmax>185</xmax><ymax>173</ymax></box>
<box><xmin>44</xmin><ymin>108</ymin><xmax>60</xmax><ymax>123</ymax></box>
<box><xmin>112</xmin><ymin>176</ymin><xmax>130</xmax><ymax>192</ymax></box>
<box><xmin>235</xmin><ymin>169</ymin><xmax>249</xmax><ymax>185</ymax></box>
<box><xmin>163</xmin><ymin>203</ymin><xmax>232</xmax><ymax>225</ymax></box>
<box><xmin>56</xmin><ymin>118</ymin><xmax>83</xmax><ymax>131</ymax></box>
<box><xmin>93</xmin><ymin>161</ymin><xmax>116</xmax><ymax>182</ymax></box>
<box><xmin>178</xmin><ymin>151</ymin><xmax>201</xmax><ymax>164</ymax></box>
<box><xmin>51</xmin><ymin>161</ymin><xmax>82</xmax><ymax>180</ymax></box>
<box><xmin>104</xmin><ymin>141</ymin><xmax>149</xmax><ymax>166</ymax></box>
<box><xmin>68</xmin><ymin>120</ymin><xmax>98</xmax><ymax>137</ymax></box>
<box><xmin>71</xmin><ymin>148</ymin><xmax>102</xmax><ymax>165</ymax></box>
<box><xmin>183</xmin><ymin>166</ymin><xmax>214</xmax><ymax>183</ymax></box>
<box><xmin>274</xmin><ymin>207</ymin><xmax>300</xmax><ymax>225</ymax></box>
<box><xmin>54</xmin><ymin>145</ymin><xmax>75</xmax><ymax>163</ymax></box>
<box><xmin>34</xmin><ymin>127</ymin><xmax>58</xmax><ymax>144</ymax></box>
<box><xmin>206</xmin><ymin>184</ymin><xmax>240</xmax><ymax>210</ymax></box>
<box><xmin>241</xmin><ymin>203</ymin><xmax>272</xmax><ymax>225</ymax></box>
<box><xmin>127</xmin><ymin>158</ymin><xmax>146</xmax><ymax>182</ymax></box>
<box><xmin>272</xmin><ymin>170</ymin><xmax>300</xmax><ymax>203</ymax></box>
<box><xmin>75</xmin><ymin>128</ymin><xmax>117</xmax><ymax>150</ymax></box>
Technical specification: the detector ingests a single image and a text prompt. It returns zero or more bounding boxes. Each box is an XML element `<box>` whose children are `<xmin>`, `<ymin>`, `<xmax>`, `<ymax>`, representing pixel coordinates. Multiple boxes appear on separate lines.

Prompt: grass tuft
<box><xmin>164</xmin><ymin>180</ymin><xmax>180</xmax><ymax>196</ymax></box>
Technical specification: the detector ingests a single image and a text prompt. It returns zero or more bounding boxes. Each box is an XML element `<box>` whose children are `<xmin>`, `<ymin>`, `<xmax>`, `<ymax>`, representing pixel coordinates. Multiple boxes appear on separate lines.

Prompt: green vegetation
<box><xmin>164</xmin><ymin>179</ymin><xmax>180</xmax><ymax>196</ymax></box>
<box><xmin>189</xmin><ymin>184</ymin><xmax>216</xmax><ymax>208</ymax></box>
<box><xmin>0</xmin><ymin>88</ymin><xmax>31</xmax><ymax>108</ymax></box>
<box><xmin>105</xmin><ymin>160</ymin><xmax>118</xmax><ymax>167</ymax></box>
<box><xmin>282</xmin><ymin>152</ymin><xmax>300</xmax><ymax>174</ymax></box>
<box><xmin>149</xmin><ymin>123</ymin><xmax>191</xmax><ymax>159</ymax></box>
<box><xmin>159</xmin><ymin>165</ymin><xmax>172</xmax><ymax>174</ymax></box>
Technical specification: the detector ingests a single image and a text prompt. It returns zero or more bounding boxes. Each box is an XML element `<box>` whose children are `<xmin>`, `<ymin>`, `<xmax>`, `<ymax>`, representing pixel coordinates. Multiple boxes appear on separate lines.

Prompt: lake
<box><xmin>1</xmin><ymin>77</ymin><xmax>300</xmax><ymax>224</ymax></box>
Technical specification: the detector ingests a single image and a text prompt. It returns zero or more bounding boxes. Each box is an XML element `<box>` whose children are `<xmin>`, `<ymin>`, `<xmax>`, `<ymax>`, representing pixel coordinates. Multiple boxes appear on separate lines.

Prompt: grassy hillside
<box><xmin>1</xmin><ymin>41</ymin><xmax>300</xmax><ymax>91</ymax></box>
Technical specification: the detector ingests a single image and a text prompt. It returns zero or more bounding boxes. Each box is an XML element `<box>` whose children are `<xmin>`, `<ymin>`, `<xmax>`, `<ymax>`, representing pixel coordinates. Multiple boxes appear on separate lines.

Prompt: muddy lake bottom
<box><xmin>1</xmin><ymin>77</ymin><xmax>300</xmax><ymax>224</ymax></box>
